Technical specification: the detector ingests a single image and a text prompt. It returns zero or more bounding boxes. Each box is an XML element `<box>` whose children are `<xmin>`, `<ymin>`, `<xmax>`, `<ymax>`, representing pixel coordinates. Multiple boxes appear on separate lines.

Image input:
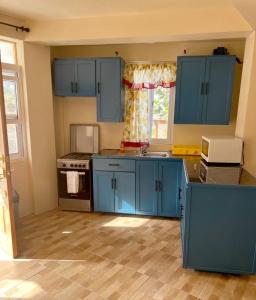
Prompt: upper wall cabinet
<box><xmin>53</xmin><ymin>58</ymin><xmax>96</xmax><ymax>97</ymax></box>
<box><xmin>174</xmin><ymin>55</ymin><xmax>236</xmax><ymax>125</ymax></box>
<box><xmin>96</xmin><ymin>58</ymin><xmax>124</xmax><ymax>122</ymax></box>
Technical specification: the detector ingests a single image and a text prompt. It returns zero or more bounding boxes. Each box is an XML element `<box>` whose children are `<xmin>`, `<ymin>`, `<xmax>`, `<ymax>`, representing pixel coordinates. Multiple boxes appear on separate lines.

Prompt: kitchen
<box><xmin>1</xmin><ymin>1</ymin><xmax>256</xmax><ymax>299</ymax></box>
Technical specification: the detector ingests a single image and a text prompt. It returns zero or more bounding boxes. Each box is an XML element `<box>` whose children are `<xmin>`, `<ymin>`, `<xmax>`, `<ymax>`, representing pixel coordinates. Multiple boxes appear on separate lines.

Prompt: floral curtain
<box><xmin>122</xmin><ymin>63</ymin><xmax>176</xmax><ymax>147</ymax></box>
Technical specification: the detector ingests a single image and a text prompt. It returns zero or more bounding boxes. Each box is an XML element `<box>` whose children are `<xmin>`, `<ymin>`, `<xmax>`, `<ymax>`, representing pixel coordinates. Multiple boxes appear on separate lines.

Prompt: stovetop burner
<box><xmin>60</xmin><ymin>152</ymin><xmax>93</xmax><ymax>160</ymax></box>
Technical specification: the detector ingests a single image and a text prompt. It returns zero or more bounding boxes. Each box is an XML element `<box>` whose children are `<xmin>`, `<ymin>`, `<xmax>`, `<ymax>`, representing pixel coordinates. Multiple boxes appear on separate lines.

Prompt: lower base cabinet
<box><xmin>93</xmin><ymin>158</ymin><xmax>182</xmax><ymax>218</ymax></box>
<box><xmin>93</xmin><ymin>170</ymin><xmax>135</xmax><ymax>214</ymax></box>
<box><xmin>181</xmin><ymin>170</ymin><xmax>256</xmax><ymax>275</ymax></box>
<box><xmin>136</xmin><ymin>160</ymin><xmax>182</xmax><ymax>217</ymax></box>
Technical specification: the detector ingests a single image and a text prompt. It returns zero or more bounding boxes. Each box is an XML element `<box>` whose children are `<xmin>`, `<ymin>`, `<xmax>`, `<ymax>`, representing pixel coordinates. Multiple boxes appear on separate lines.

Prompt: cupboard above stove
<box><xmin>53</xmin><ymin>57</ymin><xmax>124</xmax><ymax>123</ymax></box>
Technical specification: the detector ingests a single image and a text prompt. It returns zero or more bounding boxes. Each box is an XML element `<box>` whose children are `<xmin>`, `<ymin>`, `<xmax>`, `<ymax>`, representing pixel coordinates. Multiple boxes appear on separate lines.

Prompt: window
<box><xmin>1</xmin><ymin>40</ymin><xmax>24</xmax><ymax>158</ymax></box>
<box><xmin>0</xmin><ymin>40</ymin><xmax>16</xmax><ymax>64</ymax></box>
<box><xmin>148</xmin><ymin>86</ymin><xmax>173</xmax><ymax>144</ymax></box>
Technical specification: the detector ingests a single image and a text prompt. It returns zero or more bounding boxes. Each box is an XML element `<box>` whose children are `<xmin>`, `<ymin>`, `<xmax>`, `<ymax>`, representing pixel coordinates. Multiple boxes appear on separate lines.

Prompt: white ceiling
<box><xmin>0</xmin><ymin>0</ymin><xmax>233</xmax><ymax>21</ymax></box>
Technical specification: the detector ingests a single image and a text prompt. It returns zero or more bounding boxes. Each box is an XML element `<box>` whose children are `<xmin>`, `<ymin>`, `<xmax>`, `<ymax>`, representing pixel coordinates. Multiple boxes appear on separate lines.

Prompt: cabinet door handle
<box><xmin>158</xmin><ymin>180</ymin><xmax>162</xmax><ymax>192</ymax></box>
<box><xmin>108</xmin><ymin>163</ymin><xmax>120</xmax><ymax>167</ymax></box>
<box><xmin>180</xmin><ymin>204</ymin><xmax>184</xmax><ymax>210</ymax></box>
<box><xmin>205</xmin><ymin>82</ymin><xmax>209</xmax><ymax>95</ymax></box>
<box><xmin>179</xmin><ymin>188</ymin><xmax>182</xmax><ymax>199</ymax></box>
<box><xmin>155</xmin><ymin>180</ymin><xmax>158</xmax><ymax>192</ymax></box>
<box><xmin>111</xmin><ymin>178</ymin><xmax>114</xmax><ymax>189</ymax></box>
<box><xmin>75</xmin><ymin>82</ymin><xmax>78</xmax><ymax>93</ymax></box>
<box><xmin>114</xmin><ymin>178</ymin><xmax>117</xmax><ymax>189</ymax></box>
<box><xmin>201</xmin><ymin>82</ymin><xmax>204</xmax><ymax>95</ymax></box>
<box><xmin>97</xmin><ymin>82</ymin><xmax>101</xmax><ymax>94</ymax></box>
<box><xmin>71</xmin><ymin>82</ymin><xmax>74</xmax><ymax>94</ymax></box>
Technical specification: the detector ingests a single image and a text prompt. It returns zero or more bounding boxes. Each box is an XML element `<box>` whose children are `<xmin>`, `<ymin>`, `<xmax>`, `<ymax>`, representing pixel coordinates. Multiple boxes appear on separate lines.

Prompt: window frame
<box><xmin>148</xmin><ymin>87</ymin><xmax>174</xmax><ymax>145</ymax></box>
<box><xmin>2</xmin><ymin>62</ymin><xmax>25</xmax><ymax>159</ymax></box>
<box><xmin>0</xmin><ymin>39</ymin><xmax>17</xmax><ymax>65</ymax></box>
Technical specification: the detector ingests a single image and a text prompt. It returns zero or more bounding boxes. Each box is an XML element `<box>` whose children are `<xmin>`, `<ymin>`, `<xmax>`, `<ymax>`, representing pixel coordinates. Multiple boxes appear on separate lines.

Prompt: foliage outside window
<box><xmin>1</xmin><ymin>40</ymin><xmax>24</xmax><ymax>158</ymax></box>
<box><xmin>149</xmin><ymin>86</ymin><xmax>172</xmax><ymax>144</ymax></box>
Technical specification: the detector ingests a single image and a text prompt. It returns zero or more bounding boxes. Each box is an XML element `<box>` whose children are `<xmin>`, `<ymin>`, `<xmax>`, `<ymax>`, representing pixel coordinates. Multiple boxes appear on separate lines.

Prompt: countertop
<box><xmin>93</xmin><ymin>149</ymin><xmax>256</xmax><ymax>186</ymax></box>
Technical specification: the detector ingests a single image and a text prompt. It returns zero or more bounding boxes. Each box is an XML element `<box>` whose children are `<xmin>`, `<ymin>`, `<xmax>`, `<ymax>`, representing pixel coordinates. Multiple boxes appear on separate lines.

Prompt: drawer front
<box><xmin>93</xmin><ymin>159</ymin><xmax>135</xmax><ymax>172</ymax></box>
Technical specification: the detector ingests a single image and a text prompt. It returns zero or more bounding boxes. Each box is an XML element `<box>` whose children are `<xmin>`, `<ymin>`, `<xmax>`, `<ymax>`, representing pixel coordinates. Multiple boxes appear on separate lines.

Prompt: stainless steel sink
<box><xmin>141</xmin><ymin>152</ymin><xmax>168</xmax><ymax>157</ymax></box>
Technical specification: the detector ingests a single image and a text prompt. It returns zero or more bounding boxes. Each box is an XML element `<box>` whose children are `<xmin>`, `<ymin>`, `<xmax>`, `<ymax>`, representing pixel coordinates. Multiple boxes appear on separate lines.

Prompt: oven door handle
<box><xmin>60</xmin><ymin>171</ymin><xmax>85</xmax><ymax>175</ymax></box>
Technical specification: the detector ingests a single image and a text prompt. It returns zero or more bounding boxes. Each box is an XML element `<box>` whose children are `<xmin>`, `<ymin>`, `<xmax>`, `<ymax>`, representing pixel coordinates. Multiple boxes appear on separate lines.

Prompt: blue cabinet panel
<box><xmin>76</xmin><ymin>59</ymin><xmax>96</xmax><ymax>97</ymax></box>
<box><xmin>174</xmin><ymin>55</ymin><xmax>236</xmax><ymax>125</ymax></box>
<box><xmin>184</xmin><ymin>186</ymin><xmax>256</xmax><ymax>274</ymax></box>
<box><xmin>93</xmin><ymin>171</ymin><xmax>114</xmax><ymax>212</ymax></box>
<box><xmin>174</xmin><ymin>57</ymin><xmax>206</xmax><ymax>124</ymax></box>
<box><xmin>203</xmin><ymin>56</ymin><xmax>236</xmax><ymax>124</ymax></box>
<box><xmin>114</xmin><ymin>172</ymin><xmax>135</xmax><ymax>214</ymax></box>
<box><xmin>96</xmin><ymin>58</ymin><xmax>124</xmax><ymax>122</ymax></box>
<box><xmin>136</xmin><ymin>161</ymin><xmax>158</xmax><ymax>215</ymax></box>
<box><xmin>54</xmin><ymin>59</ymin><xmax>75</xmax><ymax>96</ymax></box>
<box><xmin>158</xmin><ymin>161</ymin><xmax>181</xmax><ymax>217</ymax></box>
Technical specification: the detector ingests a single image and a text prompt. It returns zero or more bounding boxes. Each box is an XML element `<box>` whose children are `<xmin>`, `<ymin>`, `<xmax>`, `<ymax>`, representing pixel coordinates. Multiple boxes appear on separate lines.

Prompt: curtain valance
<box><xmin>123</xmin><ymin>63</ymin><xmax>176</xmax><ymax>89</ymax></box>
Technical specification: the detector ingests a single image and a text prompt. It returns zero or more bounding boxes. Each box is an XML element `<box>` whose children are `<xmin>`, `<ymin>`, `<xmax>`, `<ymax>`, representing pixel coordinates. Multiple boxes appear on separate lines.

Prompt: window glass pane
<box><xmin>7</xmin><ymin>124</ymin><xmax>19</xmax><ymax>155</ymax></box>
<box><xmin>3</xmin><ymin>79</ymin><xmax>18</xmax><ymax>118</ymax></box>
<box><xmin>0</xmin><ymin>41</ymin><xmax>15</xmax><ymax>64</ymax></box>
<box><xmin>151</xmin><ymin>87</ymin><xmax>170</xmax><ymax>140</ymax></box>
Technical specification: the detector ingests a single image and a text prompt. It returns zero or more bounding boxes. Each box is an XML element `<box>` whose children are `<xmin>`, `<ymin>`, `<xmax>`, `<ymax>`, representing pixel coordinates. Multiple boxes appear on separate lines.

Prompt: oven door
<box><xmin>57</xmin><ymin>168</ymin><xmax>91</xmax><ymax>211</ymax></box>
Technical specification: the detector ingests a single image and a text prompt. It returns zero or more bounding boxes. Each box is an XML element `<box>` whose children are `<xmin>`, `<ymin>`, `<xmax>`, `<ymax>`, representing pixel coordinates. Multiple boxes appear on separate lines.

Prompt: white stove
<box><xmin>57</xmin><ymin>124</ymin><xmax>99</xmax><ymax>212</ymax></box>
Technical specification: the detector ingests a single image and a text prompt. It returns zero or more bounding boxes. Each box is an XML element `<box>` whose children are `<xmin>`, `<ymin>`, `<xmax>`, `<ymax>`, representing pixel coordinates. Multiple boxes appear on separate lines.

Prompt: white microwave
<box><xmin>201</xmin><ymin>136</ymin><xmax>243</xmax><ymax>164</ymax></box>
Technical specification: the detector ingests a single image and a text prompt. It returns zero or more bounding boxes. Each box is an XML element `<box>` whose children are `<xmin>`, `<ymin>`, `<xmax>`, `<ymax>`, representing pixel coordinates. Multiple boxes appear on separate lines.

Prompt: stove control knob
<box><xmin>74</xmin><ymin>164</ymin><xmax>78</xmax><ymax>167</ymax></box>
<box><xmin>70</xmin><ymin>164</ymin><xmax>73</xmax><ymax>167</ymax></box>
<box><xmin>78</xmin><ymin>164</ymin><xmax>81</xmax><ymax>167</ymax></box>
<box><xmin>63</xmin><ymin>163</ymin><xmax>66</xmax><ymax>167</ymax></box>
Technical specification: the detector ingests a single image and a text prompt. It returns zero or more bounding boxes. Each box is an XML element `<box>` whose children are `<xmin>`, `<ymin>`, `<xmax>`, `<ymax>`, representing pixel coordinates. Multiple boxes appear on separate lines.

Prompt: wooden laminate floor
<box><xmin>0</xmin><ymin>210</ymin><xmax>256</xmax><ymax>299</ymax></box>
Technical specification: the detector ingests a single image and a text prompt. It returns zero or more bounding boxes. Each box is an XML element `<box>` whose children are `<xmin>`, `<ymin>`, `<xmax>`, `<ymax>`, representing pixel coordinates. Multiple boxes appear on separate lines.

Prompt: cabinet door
<box><xmin>93</xmin><ymin>171</ymin><xmax>114</xmax><ymax>212</ymax></box>
<box><xmin>75</xmin><ymin>59</ymin><xmax>96</xmax><ymax>97</ymax></box>
<box><xmin>187</xmin><ymin>187</ymin><xmax>256</xmax><ymax>274</ymax></box>
<box><xmin>96</xmin><ymin>58</ymin><xmax>124</xmax><ymax>122</ymax></box>
<box><xmin>203</xmin><ymin>56</ymin><xmax>236</xmax><ymax>124</ymax></box>
<box><xmin>136</xmin><ymin>161</ymin><xmax>158</xmax><ymax>215</ymax></box>
<box><xmin>114</xmin><ymin>172</ymin><xmax>135</xmax><ymax>214</ymax></box>
<box><xmin>174</xmin><ymin>56</ymin><xmax>206</xmax><ymax>124</ymax></box>
<box><xmin>158</xmin><ymin>161</ymin><xmax>181</xmax><ymax>217</ymax></box>
<box><xmin>54</xmin><ymin>59</ymin><xmax>76</xmax><ymax>96</ymax></box>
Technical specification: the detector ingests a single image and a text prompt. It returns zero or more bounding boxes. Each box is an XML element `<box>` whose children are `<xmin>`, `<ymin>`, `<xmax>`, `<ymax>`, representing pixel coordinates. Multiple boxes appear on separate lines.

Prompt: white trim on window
<box><xmin>148</xmin><ymin>87</ymin><xmax>175</xmax><ymax>145</ymax></box>
<box><xmin>2</xmin><ymin>62</ymin><xmax>25</xmax><ymax>159</ymax></box>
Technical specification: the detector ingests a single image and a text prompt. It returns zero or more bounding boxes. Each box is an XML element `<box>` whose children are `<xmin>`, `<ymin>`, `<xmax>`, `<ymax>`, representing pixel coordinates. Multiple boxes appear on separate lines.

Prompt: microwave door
<box><xmin>202</xmin><ymin>139</ymin><xmax>209</xmax><ymax>158</ymax></box>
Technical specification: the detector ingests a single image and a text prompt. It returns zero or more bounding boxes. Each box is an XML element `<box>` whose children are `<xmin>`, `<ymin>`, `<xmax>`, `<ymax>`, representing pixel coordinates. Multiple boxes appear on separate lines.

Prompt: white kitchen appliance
<box><xmin>199</xmin><ymin>160</ymin><xmax>241</xmax><ymax>184</ymax></box>
<box><xmin>57</xmin><ymin>124</ymin><xmax>99</xmax><ymax>212</ymax></box>
<box><xmin>201</xmin><ymin>136</ymin><xmax>243</xmax><ymax>164</ymax></box>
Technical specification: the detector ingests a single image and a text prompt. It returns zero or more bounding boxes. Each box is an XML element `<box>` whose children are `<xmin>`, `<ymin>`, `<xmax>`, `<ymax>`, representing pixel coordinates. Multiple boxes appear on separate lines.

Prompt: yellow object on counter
<box><xmin>172</xmin><ymin>145</ymin><xmax>201</xmax><ymax>156</ymax></box>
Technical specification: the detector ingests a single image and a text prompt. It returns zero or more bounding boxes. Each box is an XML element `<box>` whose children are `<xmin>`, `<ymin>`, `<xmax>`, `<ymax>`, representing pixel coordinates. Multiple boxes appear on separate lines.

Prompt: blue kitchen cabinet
<box><xmin>203</xmin><ymin>56</ymin><xmax>235</xmax><ymax>124</ymax></box>
<box><xmin>158</xmin><ymin>161</ymin><xmax>181</xmax><ymax>217</ymax></box>
<box><xmin>174</xmin><ymin>55</ymin><xmax>236</xmax><ymax>125</ymax></box>
<box><xmin>54</xmin><ymin>59</ymin><xmax>76</xmax><ymax>97</ymax></box>
<box><xmin>135</xmin><ymin>160</ymin><xmax>182</xmax><ymax>217</ymax></box>
<box><xmin>96</xmin><ymin>58</ymin><xmax>124</xmax><ymax>122</ymax></box>
<box><xmin>93</xmin><ymin>159</ymin><xmax>135</xmax><ymax>214</ymax></box>
<box><xmin>174</xmin><ymin>57</ymin><xmax>206</xmax><ymax>124</ymax></box>
<box><xmin>136</xmin><ymin>161</ymin><xmax>158</xmax><ymax>216</ymax></box>
<box><xmin>114</xmin><ymin>172</ymin><xmax>135</xmax><ymax>214</ymax></box>
<box><xmin>75</xmin><ymin>59</ymin><xmax>96</xmax><ymax>97</ymax></box>
<box><xmin>182</xmin><ymin>183</ymin><xmax>256</xmax><ymax>274</ymax></box>
<box><xmin>53</xmin><ymin>58</ymin><xmax>96</xmax><ymax>97</ymax></box>
<box><xmin>93</xmin><ymin>171</ymin><xmax>115</xmax><ymax>212</ymax></box>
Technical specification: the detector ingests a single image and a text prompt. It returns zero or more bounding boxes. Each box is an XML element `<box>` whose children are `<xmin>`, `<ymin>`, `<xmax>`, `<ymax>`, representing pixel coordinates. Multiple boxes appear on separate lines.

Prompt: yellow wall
<box><xmin>52</xmin><ymin>39</ymin><xmax>244</xmax><ymax>156</ymax></box>
<box><xmin>23</xmin><ymin>42</ymin><xmax>58</xmax><ymax>215</ymax></box>
<box><xmin>236</xmin><ymin>31</ymin><xmax>256</xmax><ymax>175</ymax></box>
<box><xmin>11</xmin><ymin>42</ymin><xmax>58</xmax><ymax>217</ymax></box>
